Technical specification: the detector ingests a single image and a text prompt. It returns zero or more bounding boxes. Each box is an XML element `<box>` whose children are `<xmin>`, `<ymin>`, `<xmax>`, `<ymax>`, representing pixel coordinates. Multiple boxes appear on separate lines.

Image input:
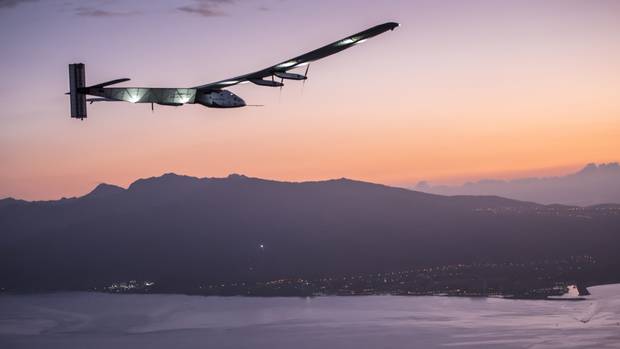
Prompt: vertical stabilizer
<box><xmin>68</xmin><ymin>63</ymin><xmax>87</xmax><ymax>119</ymax></box>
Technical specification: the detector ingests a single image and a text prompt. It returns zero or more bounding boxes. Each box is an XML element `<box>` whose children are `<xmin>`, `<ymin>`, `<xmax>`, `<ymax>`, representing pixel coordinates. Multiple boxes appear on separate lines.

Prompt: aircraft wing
<box><xmin>193</xmin><ymin>22</ymin><xmax>399</xmax><ymax>91</ymax></box>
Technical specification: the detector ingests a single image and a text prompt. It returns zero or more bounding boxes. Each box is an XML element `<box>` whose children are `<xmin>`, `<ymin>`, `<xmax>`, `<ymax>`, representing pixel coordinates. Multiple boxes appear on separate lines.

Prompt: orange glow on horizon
<box><xmin>1</xmin><ymin>1</ymin><xmax>619</xmax><ymax>200</ymax></box>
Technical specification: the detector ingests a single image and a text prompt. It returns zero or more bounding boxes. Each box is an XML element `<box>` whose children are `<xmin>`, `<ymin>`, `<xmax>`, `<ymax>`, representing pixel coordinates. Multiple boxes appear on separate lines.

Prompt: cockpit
<box><xmin>196</xmin><ymin>90</ymin><xmax>246</xmax><ymax>108</ymax></box>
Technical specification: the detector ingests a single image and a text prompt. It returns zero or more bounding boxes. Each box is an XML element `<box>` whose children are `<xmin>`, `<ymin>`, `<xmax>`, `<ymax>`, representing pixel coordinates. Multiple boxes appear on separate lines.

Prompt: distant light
<box><xmin>259</xmin><ymin>244</ymin><xmax>264</xmax><ymax>249</ymax></box>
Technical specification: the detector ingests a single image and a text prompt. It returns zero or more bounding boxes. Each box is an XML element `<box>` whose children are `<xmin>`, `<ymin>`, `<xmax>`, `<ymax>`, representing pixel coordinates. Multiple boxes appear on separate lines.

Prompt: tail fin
<box><xmin>68</xmin><ymin>63</ymin><xmax>87</xmax><ymax>119</ymax></box>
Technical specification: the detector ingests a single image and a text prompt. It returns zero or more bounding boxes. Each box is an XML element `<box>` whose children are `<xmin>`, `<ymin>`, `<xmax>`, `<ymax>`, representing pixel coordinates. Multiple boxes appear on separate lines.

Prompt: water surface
<box><xmin>1</xmin><ymin>284</ymin><xmax>619</xmax><ymax>348</ymax></box>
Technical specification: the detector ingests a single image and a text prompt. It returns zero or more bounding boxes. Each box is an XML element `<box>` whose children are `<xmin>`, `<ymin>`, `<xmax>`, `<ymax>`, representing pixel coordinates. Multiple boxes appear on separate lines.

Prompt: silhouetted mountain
<box><xmin>85</xmin><ymin>183</ymin><xmax>125</xmax><ymax>199</ymax></box>
<box><xmin>415</xmin><ymin>163</ymin><xmax>620</xmax><ymax>206</ymax></box>
<box><xmin>0</xmin><ymin>198</ymin><xmax>25</xmax><ymax>209</ymax></box>
<box><xmin>1</xmin><ymin>173</ymin><xmax>619</xmax><ymax>292</ymax></box>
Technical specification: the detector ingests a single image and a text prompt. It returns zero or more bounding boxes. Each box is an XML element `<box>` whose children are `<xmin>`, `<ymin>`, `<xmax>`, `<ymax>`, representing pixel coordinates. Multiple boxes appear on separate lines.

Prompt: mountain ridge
<box><xmin>416</xmin><ymin>162</ymin><xmax>620</xmax><ymax>206</ymax></box>
<box><xmin>0</xmin><ymin>173</ymin><xmax>573</xmax><ymax>208</ymax></box>
<box><xmin>1</xmin><ymin>172</ymin><xmax>618</xmax><ymax>292</ymax></box>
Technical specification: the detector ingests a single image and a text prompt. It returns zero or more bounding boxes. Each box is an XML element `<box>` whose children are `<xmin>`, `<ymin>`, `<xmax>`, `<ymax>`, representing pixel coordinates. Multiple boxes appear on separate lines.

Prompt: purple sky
<box><xmin>1</xmin><ymin>0</ymin><xmax>619</xmax><ymax>199</ymax></box>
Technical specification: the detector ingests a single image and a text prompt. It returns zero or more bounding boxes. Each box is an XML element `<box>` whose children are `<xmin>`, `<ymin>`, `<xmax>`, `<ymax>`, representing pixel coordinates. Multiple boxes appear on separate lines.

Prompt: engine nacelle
<box><xmin>196</xmin><ymin>90</ymin><xmax>246</xmax><ymax>108</ymax></box>
<box><xmin>274</xmin><ymin>72</ymin><xmax>307</xmax><ymax>81</ymax></box>
<box><xmin>249</xmin><ymin>79</ymin><xmax>284</xmax><ymax>87</ymax></box>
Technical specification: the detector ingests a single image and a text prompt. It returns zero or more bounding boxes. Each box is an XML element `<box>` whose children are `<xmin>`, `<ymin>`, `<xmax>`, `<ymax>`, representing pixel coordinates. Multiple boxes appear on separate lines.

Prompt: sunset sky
<box><xmin>1</xmin><ymin>0</ymin><xmax>619</xmax><ymax>200</ymax></box>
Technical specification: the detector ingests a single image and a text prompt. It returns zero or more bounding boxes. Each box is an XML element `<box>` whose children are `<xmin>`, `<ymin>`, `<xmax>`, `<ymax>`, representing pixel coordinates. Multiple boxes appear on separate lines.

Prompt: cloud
<box><xmin>1</xmin><ymin>0</ymin><xmax>262</xmax><ymax>17</ymax></box>
<box><xmin>177</xmin><ymin>0</ymin><xmax>234</xmax><ymax>17</ymax></box>
<box><xmin>0</xmin><ymin>0</ymin><xmax>138</xmax><ymax>16</ymax></box>
<box><xmin>74</xmin><ymin>6</ymin><xmax>139</xmax><ymax>17</ymax></box>
<box><xmin>0</xmin><ymin>0</ymin><xmax>37</xmax><ymax>9</ymax></box>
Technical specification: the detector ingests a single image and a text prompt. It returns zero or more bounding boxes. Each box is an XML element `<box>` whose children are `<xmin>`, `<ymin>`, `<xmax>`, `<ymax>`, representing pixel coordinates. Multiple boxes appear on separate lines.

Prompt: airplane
<box><xmin>68</xmin><ymin>22</ymin><xmax>399</xmax><ymax>120</ymax></box>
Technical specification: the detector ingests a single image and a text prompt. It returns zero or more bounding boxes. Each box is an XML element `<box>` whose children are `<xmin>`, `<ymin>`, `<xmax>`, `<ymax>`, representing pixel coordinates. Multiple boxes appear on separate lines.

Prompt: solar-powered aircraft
<box><xmin>68</xmin><ymin>22</ymin><xmax>399</xmax><ymax>120</ymax></box>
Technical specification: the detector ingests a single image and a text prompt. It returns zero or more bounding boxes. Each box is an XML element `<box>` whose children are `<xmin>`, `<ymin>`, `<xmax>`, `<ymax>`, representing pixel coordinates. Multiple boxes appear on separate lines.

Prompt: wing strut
<box><xmin>302</xmin><ymin>63</ymin><xmax>311</xmax><ymax>95</ymax></box>
<box><xmin>303</xmin><ymin>64</ymin><xmax>310</xmax><ymax>86</ymax></box>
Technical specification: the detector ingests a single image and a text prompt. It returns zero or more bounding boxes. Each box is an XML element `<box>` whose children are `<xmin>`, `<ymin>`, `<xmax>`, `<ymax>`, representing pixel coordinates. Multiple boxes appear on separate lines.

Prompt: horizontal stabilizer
<box><xmin>86</xmin><ymin>97</ymin><xmax>122</xmax><ymax>104</ymax></box>
<box><xmin>87</xmin><ymin>78</ymin><xmax>131</xmax><ymax>89</ymax></box>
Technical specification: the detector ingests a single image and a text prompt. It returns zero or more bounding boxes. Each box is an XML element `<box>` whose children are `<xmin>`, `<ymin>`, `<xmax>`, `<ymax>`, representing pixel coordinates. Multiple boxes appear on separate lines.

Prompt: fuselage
<box><xmin>86</xmin><ymin>87</ymin><xmax>246</xmax><ymax>108</ymax></box>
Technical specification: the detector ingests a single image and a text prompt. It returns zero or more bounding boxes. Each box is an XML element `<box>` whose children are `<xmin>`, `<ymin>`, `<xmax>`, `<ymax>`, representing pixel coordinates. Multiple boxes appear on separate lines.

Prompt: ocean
<box><xmin>1</xmin><ymin>284</ymin><xmax>619</xmax><ymax>348</ymax></box>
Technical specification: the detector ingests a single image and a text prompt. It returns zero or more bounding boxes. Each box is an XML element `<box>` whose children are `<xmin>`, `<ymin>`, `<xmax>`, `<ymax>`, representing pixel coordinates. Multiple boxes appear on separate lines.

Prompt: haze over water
<box><xmin>1</xmin><ymin>284</ymin><xmax>620</xmax><ymax>349</ymax></box>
